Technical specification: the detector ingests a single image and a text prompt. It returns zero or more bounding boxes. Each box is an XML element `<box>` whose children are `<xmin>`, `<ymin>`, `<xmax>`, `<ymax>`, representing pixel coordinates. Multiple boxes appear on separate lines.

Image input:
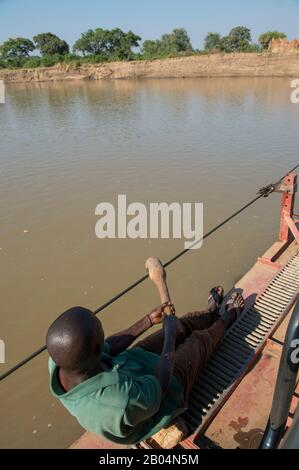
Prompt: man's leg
<box><xmin>180</xmin><ymin>286</ymin><xmax>225</xmax><ymax>335</ymax></box>
<box><xmin>173</xmin><ymin>320</ymin><xmax>225</xmax><ymax>405</ymax></box>
<box><xmin>173</xmin><ymin>292</ymin><xmax>245</xmax><ymax>405</ymax></box>
<box><xmin>134</xmin><ymin>286</ymin><xmax>224</xmax><ymax>355</ymax></box>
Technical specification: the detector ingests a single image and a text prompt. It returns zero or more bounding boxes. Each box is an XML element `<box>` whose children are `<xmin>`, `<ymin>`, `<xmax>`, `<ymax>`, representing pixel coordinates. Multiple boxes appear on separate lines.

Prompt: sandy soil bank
<box><xmin>1</xmin><ymin>52</ymin><xmax>299</xmax><ymax>83</ymax></box>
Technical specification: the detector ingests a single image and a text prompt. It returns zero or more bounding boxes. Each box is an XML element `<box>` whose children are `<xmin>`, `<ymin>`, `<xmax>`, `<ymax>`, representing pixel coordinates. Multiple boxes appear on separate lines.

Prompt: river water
<box><xmin>0</xmin><ymin>78</ymin><xmax>298</xmax><ymax>448</ymax></box>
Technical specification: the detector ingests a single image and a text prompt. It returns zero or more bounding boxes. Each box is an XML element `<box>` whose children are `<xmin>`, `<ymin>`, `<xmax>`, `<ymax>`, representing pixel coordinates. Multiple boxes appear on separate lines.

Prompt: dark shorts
<box><xmin>135</xmin><ymin>310</ymin><xmax>225</xmax><ymax>405</ymax></box>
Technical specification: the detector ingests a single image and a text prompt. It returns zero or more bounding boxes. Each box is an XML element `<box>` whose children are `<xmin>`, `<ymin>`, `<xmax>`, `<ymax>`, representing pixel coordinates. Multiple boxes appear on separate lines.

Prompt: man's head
<box><xmin>46</xmin><ymin>307</ymin><xmax>104</xmax><ymax>373</ymax></box>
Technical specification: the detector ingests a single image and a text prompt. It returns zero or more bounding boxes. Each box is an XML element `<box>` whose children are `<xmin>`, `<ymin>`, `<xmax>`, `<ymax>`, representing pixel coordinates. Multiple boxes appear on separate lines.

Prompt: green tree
<box><xmin>142</xmin><ymin>39</ymin><xmax>163</xmax><ymax>57</ymax></box>
<box><xmin>246</xmin><ymin>43</ymin><xmax>261</xmax><ymax>53</ymax></box>
<box><xmin>73</xmin><ymin>28</ymin><xmax>141</xmax><ymax>59</ymax></box>
<box><xmin>142</xmin><ymin>28</ymin><xmax>193</xmax><ymax>58</ymax></box>
<box><xmin>219</xmin><ymin>35</ymin><xmax>233</xmax><ymax>52</ymax></box>
<box><xmin>33</xmin><ymin>33</ymin><xmax>69</xmax><ymax>56</ymax></box>
<box><xmin>258</xmin><ymin>31</ymin><xmax>286</xmax><ymax>50</ymax></box>
<box><xmin>226</xmin><ymin>26</ymin><xmax>252</xmax><ymax>52</ymax></box>
<box><xmin>23</xmin><ymin>56</ymin><xmax>42</xmax><ymax>68</ymax></box>
<box><xmin>160</xmin><ymin>28</ymin><xmax>193</xmax><ymax>54</ymax></box>
<box><xmin>0</xmin><ymin>37</ymin><xmax>35</xmax><ymax>60</ymax></box>
<box><xmin>107</xmin><ymin>28</ymin><xmax>141</xmax><ymax>59</ymax></box>
<box><xmin>73</xmin><ymin>28</ymin><xmax>109</xmax><ymax>56</ymax></box>
<box><xmin>204</xmin><ymin>32</ymin><xmax>223</xmax><ymax>51</ymax></box>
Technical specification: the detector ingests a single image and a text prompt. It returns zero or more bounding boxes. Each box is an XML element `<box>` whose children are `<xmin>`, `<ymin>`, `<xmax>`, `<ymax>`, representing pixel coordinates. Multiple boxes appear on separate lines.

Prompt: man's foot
<box><xmin>220</xmin><ymin>292</ymin><xmax>245</xmax><ymax>328</ymax></box>
<box><xmin>208</xmin><ymin>286</ymin><xmax>224</xmax><ymax>313</ymax></box>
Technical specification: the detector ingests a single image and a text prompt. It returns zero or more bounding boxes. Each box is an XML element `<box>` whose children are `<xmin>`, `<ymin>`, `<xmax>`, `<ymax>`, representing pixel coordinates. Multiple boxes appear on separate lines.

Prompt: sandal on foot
<box><xmin>208</xmin><ymin>286</ymin><xmax>224</xmax><ymax>312</ymax></box>
<box><xmin>220</xmin><ymin>292</ymin><xmax>245</xmax><ymax>327</ymax></box>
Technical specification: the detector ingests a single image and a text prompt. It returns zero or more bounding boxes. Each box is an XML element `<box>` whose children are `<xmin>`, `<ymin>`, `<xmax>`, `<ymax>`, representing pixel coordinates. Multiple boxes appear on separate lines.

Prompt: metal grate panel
<box><xmin>184</xmin><ymin>251</ymin><xmax>299</xmax><ymax>434</ymax></box>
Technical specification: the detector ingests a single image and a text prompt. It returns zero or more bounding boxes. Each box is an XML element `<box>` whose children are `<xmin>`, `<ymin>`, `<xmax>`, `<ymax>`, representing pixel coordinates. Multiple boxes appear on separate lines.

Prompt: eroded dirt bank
<box><xmin>1</xmin><ymin>52</ymin><xmax>299</xmax><ymax>83</ymax></box>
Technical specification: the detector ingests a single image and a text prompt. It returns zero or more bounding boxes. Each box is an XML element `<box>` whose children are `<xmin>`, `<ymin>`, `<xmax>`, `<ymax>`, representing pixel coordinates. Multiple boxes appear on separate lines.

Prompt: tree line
<box><xmin>0</xmin><ymin>27</ymin><xmax>287</xmax><ymax>69</ymax></box>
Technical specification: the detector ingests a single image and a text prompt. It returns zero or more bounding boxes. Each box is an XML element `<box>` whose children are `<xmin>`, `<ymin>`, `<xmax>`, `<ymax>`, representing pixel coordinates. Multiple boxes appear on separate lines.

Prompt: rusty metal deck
<box><xmin>193</xmin><ymin>304</ymin><xmax>299</xmax><ymax>449</ymax></box>
<box><xmin>197</xmin><ymin>338</ymin><xmax>298</xmax><ymax>449</ymax></box>
<box><xmin>181</xmin><ymin>249</ymin><xmax>299</xmax><ymax>446</ymax></box>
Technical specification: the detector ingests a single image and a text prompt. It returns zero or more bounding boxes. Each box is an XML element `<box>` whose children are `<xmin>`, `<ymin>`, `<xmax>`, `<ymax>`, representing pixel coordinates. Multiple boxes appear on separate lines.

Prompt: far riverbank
<box><xmin>1</xmin><ymin>52</ymin><xmax>299</xmax><ymax>83</ymax></box>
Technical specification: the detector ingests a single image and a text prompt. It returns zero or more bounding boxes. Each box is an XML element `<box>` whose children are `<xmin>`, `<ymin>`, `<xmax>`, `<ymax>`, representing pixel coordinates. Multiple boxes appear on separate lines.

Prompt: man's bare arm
<box><xmin>105</xmin><ymin>304</ymin><xmax>167</xmax><ymax>356</ymax></box>
<box><xmin>155</xmin><ymin>315</ymin><xmax>176</xmax><ymax>395</ymax></box>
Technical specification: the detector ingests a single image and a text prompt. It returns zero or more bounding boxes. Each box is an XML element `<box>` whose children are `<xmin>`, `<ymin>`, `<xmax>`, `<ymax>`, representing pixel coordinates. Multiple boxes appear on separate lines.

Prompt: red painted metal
<box><xmin>285</xmin><ymin>215</ymin><xmax>299</xmax><ymax>243</ymax></box>
<box><xmin>180</xmin><ymin>438</ymin><xmax>200</xmax><ymax>450</ymax></box>
<box><xmin>256</xmin><ymin>174</ymin><xmax>298</xmax><ymax>269</ymax></box>
<box><xmin>257</xmin><ymin>257</ymin><xmax>282</xmax><ymax>270</ymax></box>
<box><xmin>279</xmin><ymin>173</ymin><xmax>298</xmax><ymax>242</ymax></box>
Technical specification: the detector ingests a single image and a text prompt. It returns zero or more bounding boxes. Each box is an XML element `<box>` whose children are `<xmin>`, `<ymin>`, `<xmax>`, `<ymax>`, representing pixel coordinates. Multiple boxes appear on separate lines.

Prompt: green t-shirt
<box><xmin>48</xmin><ymin>341</ymin><xmax>185</xmax><ymax>445</ymax></box>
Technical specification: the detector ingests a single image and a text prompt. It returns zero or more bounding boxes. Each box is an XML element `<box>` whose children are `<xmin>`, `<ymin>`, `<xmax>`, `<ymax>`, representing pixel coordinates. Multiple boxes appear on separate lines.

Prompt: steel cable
<box><xmin>0</xmin><ymin>163</ymin><xmax>298</xmax><ymax>382</ymax></box>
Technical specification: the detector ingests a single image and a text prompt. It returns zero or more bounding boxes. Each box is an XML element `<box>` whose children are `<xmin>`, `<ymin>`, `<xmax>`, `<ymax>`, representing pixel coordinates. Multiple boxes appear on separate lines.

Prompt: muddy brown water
<box><xmin>0</xmin><ymin>78</ymin><xmax>298</xmax><ymax>448</ymax></box>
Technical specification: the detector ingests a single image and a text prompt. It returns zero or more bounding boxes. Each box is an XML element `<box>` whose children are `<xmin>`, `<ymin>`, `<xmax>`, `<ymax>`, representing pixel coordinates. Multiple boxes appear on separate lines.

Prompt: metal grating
<box><xmin>183</xmin><ymin>251</ymin><xmax>299</xmax><ymax>434</ymax></box>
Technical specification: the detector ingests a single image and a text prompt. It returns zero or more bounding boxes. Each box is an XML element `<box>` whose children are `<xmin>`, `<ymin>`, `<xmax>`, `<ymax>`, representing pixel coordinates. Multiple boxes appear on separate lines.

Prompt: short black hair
<box><xmin>46</xmin><ymin>306</ymin><xmax>104</xmax><ymax>372</ymax></box>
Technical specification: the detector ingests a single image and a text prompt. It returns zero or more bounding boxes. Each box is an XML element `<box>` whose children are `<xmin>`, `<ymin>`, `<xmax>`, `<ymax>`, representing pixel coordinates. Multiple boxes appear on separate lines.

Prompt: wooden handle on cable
<box><xmin>145</xmin><ymin>257</ymin><xmax>173</xmax><ymax>315</ymax></box>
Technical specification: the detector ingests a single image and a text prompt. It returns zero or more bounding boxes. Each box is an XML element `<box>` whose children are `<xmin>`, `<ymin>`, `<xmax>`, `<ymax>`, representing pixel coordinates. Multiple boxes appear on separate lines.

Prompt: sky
<box><xmin>0</xmin><ymin>0</ymin><xmax>298</xmax><ymax>49</ymax></box>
